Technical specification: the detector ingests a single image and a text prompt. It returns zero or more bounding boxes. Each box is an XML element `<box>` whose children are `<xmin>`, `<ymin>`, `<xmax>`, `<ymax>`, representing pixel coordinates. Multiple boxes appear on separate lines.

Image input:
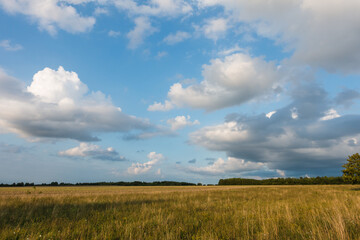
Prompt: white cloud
<box><xmin>147</xmin><ymin>100</ymin><xmax>174</xmax><ymax>111</ymax></box>
<box><xmin>0</xmin><ymin>40</ymin><xmax>23</xmax><ymax>51</ymax></box>
<box><xmin>127</xmin><ymin>151</ymin><xmax>164</xmax><ymax>174</ymax></box>
<box><xmin>198</xmin><ymin>0</ymin><xmax>360</xmax><ymax>73</ymax></box>
<box><xmin>153</xmin><ymin>52</ymin><xmax>281</xmax><ymax>111</ymax></box>
<box><xmin>266</xmin><ymin>111</ymin><xmax>276</xmax><ymax>119</ymax></box>
<box><xmin>187</xmin><ymin>157</ymin><xmax>265</xmax><ymax>175</ymax></box>
<box><xmin>127</xmin><ymin>17</ymin><xmax>157</xmax><ymax>49</ymax></box>
<box><xmin>62</xmin><ymin>0</ymin><xmax>97</xmax><ymax>4</ymax></box>
<box><xmin>0</xmin><ymin>66</ymin><xmax>151</xmax><ymax>141</ymax></box>
<box><xmin>276</xmin><ymin>169</ymin><xmax>286</xmax><ymax>177</ymax></box>
<box><xmin>291</xmin><ymin>107</ymin><xmax>298</xmax><ymax>119</ymax></box>
<box><xmin>218</xmin><ymin>45</ymin><xmax>244</xmax><ymax>56</ymax></box>
<box><xmin>114</xmin><ymin>0</ymin><xmax>193</xmax><ymax>49</ymax></box>
<box><xmin>108</xmin><ymin>30</ymin><xmax>121</xmax><ymax>37</ymax></box>
<box><xmin>113</xmin><ymin>0</ymin><xmax>192</xmax><ymax>18</ymax></box>
<box><xmin>27</xmin><ymin>66</ymin><xmax>88</xmax><ymax>103</ymax></box>
<box><xmin>94</xmin><ymin>7</ymin><xmax>109</xmax><ymax>15</ymax></box>
<box><xmin>190</xmin><ymin>121</ymin><xmax>249</xmax><ymax>150</ymax></box>
<box><xmin>0</xmin><ymin>0</ymin><xmax>95</xmax><ymax>35</ymax></box>
<box><xmin>59</xmin><ymin>142</ymin><xmax>126</xmax><ymax>161</ymax></box>
<box><xmin>320</xmin><ymin>109</ymin><xmax>340</xmax><ymax>121</ymax></box>
<box><xmin>163</xmin><ymin>31</ymin><xmax>191</xmax><ymax>45</ymax></box>
<box><xmin>200</xmin><ymin>18</ymin><xmax>228</xmax><ymax>42</ymax></box>
<box><xmin>167</xmin><ymin>115</ymin><xmax>199</xmax><ymax>130</ymax></box>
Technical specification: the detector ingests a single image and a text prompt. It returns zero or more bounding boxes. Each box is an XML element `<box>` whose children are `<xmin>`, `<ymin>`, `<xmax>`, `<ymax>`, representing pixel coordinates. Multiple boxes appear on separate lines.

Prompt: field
<box><xmin>1</xmin><ymin>185</ymin><xmax>360</xmax><ymax>239</ymax></box>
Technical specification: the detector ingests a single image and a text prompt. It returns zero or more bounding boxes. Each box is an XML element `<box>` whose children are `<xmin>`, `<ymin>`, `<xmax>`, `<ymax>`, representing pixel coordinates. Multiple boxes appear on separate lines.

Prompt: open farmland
<box><xmin>1</xmin><ymin>185</ymin><xmax>360</xmax><ymax>239</ymax></box>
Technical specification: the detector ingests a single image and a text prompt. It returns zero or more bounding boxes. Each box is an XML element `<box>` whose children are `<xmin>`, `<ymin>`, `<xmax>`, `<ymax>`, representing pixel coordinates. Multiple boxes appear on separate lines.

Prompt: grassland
<box><xmin>1</xmin><ymin>185</ymin><xmax>360</xmax><ymax>239</ymax></box>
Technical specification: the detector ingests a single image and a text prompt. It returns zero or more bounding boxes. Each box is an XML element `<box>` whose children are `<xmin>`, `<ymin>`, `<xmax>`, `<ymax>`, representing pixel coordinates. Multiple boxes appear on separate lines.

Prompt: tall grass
<box><xmin>1</xmin><ymin>185</ymin><xmax>359</xmax><ymax>239</ymax></box>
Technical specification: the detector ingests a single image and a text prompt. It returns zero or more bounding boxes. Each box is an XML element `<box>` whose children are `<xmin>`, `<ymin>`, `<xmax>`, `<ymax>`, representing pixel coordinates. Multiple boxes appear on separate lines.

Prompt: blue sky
<box><xmin>1</xmin><ymin>0</ymin><xmax>360</xmax><ymax>184</ymax></box>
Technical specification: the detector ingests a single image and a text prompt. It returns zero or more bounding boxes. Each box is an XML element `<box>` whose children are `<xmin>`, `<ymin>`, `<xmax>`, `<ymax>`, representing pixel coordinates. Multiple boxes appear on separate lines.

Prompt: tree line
<box><xmin>218</xmin><ymin>176</ymin><xmax>350</xmax><ymax>185</ymax></box>
<box><xmin>0</xmin><ymin>181</ymin><xmax>196</xmax><ymax>187</ymax></box>
<box><xmin>1</xmin><ymin>153</ymin><xmax>359</xmax><ymax>187</ymax></box>
<box><xmin>0</xmin><ymin>177</ymin><xmax>353</xmax><ymax>187</ymax></box>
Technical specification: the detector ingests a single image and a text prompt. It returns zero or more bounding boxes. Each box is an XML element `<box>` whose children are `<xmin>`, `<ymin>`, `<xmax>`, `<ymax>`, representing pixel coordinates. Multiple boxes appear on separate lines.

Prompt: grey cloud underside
<box><xmin>70</xmin><ymin>150</ymin><xmax>126</xmax><ymax>162</ymax></box>
<box><xmin>334</xmin><ymin>89</ymin><xmax>360</xmax><ymax>107</ymax></box>
<box><xmin>190</xmin><ymin>83</ymin><xmax>360</xmax><ymax>173</ymax></box>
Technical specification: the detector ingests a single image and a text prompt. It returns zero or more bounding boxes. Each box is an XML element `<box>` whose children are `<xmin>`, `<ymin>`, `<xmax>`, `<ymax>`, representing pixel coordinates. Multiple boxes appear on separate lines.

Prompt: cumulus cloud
<box><xmin>0</xmin><ymin>0</ymin><xmax>95</xmax><ymax>35</ymax></box>
<box><xmin>59</xmin><ymin>142</ymin><xmax>126</xmax><ymax>161</ymax></box>
<box><xmin>187</xmin><ymin>157</ymin><xmax>265</xmax><ymax>175</ymax></box>
<box><xmin>198</xmin><ymin>0</ymin><xmax>360</xmax><ymax>73</ymax></box>
<box><xmin>148</xmin><ymin>100</ymin><xmax>174</xmax><ymax>111</ymax></box>
<box><xmin>190</xmin><ymin>83</ymin><xmax>360</xmax><ymax>174</ymax></box>
<box><xmin>150</xmin><ymin>52</ymin><xmax>281</xmax><ymax>111</ymax></box>
<box><xmin>167</xmin><ymin>115</ymin><xmax>199</xmax><ymax>130</ymax></box>
<box><xmin>163</xmin><ymin>31</ymin><xmax>191</xmax><ymax>45</ymax></box>
<box><xmin>0</xmin><ymin>66</ymin><xmax>151</xmax><ymax>141</ymax></box>
<box><xmin>127</xmin><ymin>17</ymin><xmax>157</xmax><ymax>49</ymax></box>
<box><xmin>127</xmin><ymin>151</ymin><xmax>164</xmax><ymax>174</ymax></box>
<box><xmin>0</xmin><ymin>40</ymin><xmax>22</xmax><ymax>51</ymax></box>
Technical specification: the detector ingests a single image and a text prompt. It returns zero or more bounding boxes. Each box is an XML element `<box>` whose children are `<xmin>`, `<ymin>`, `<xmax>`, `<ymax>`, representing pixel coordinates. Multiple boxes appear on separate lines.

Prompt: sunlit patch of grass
<box><xmin>0</xmin><ymin>185</ymin><xmax>359</xmax><ymax>239</ymax></box>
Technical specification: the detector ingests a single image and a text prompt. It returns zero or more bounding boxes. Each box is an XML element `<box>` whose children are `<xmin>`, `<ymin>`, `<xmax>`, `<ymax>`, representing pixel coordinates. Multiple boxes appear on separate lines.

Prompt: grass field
<box><xmin>1</xmin><ymin>185</ymin><xmax>360</xmax><ymax>239</ymax></box>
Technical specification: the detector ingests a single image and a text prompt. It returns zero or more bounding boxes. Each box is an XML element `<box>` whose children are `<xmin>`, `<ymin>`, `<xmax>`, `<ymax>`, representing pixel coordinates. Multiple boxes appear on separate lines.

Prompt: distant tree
<box><xmin>342</xmin><ymin>153</ymin><xmax>360</xmax><ymax>184</ymax></box>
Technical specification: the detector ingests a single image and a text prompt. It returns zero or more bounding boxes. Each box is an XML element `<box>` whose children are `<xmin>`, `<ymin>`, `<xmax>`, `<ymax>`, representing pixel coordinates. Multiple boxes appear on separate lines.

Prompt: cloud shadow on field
<box><xmin>0</xmin><ymin>198</ymin><xmax>166</xmax><ymax>227</ymax></box>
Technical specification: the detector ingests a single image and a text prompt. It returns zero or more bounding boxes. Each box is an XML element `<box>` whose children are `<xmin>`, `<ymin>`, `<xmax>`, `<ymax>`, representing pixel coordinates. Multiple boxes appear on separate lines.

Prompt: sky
<box><xmin>1</xmin><ymin>0</ymin><xmax>360</xmax><ymax>184</ymax></box>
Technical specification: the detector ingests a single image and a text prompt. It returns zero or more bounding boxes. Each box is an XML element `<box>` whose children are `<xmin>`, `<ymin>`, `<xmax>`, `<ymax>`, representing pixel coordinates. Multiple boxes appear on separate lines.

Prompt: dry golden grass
<box><xmin>1</xmin><ymin>185</ymin><xmax>360</xmax><ymax>239</ymax></box>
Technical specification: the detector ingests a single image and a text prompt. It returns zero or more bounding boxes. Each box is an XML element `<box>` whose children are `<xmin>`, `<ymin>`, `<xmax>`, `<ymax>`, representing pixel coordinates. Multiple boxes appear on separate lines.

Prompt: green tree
<box><xmin>342</xmin><ymin>153</ymin><xmax>360</xmax><ymax>184</ymax></box>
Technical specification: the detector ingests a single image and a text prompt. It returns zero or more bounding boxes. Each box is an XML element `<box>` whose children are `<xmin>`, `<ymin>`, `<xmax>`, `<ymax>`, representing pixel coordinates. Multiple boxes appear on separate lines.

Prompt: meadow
<box><xmin>1</xmin><ymin>185</ymin><xmax>360</xmax><ymax>239</ymax></box>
